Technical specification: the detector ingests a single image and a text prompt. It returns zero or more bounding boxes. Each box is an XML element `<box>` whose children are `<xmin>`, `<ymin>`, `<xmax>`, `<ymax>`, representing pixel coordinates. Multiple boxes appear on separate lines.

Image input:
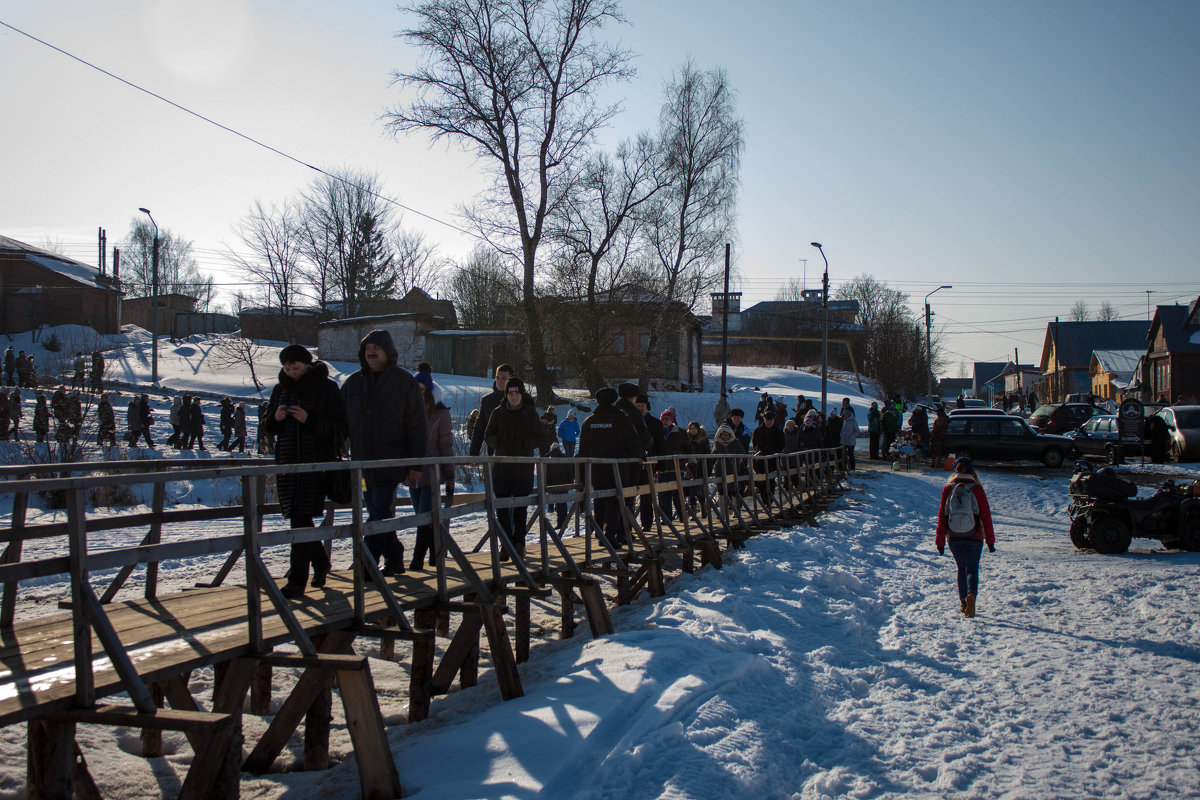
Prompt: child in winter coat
<box><xmin>935</xmin><ymin>456</ymin><xmax>996</xmax><ymax>617</ymax></box>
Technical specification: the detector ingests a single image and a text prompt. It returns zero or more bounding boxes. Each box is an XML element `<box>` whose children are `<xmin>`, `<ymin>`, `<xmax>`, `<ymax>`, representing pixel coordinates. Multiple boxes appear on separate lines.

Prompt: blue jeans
<box><xmin>948</xmin><ymin>538</ymin><xmax>983</xmax><ymax>600</ymax></box>
<box><xmin>562</xmin><ymin>441</ymin><xmax>576</xmax><ymax>456</ymax></box>
<box><xmin>364</xmin><ymin>483</ymin><xmax>404</xmax><ymax>569</ymax></box>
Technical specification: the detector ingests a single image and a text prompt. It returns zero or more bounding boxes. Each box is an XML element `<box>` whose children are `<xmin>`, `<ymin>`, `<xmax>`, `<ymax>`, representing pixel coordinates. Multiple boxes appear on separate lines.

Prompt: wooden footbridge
<box><xmin>0</xmin><ymin>447</ymin><xmax>847</xmax><ymax>799</ymax></box>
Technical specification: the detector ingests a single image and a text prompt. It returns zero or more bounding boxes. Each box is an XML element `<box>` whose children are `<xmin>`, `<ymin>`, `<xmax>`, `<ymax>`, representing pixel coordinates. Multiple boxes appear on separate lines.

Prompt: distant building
<box><xmin>937</xmin><ymin>377</ymin><xmax>973</xmax><ymax>401</ymax></box>
<box><xmin>1039</xmin><ymin>319</ymin><xmax>1149</xmax><ymax>402</ymax></box>
<box><xmin>971</xmin><ymin>362</ymin><xmax>1007</xmax><ymax>403</ymax></box>
<box><xmin>317</xmin><ymin>312</ymin><xmax>448</xmax><ymax>367</ymax></box>
<box><xmin>425</xmin><ymin>330</ymin><xmax>525</xmax><ymax>379</ymax></box>
<box><xmin>0</xmin><ymin>234</ymin><xmax>123</xmax><ymax>334</ymax></box>
<box><xmin>1145</xmin><ymin>299</ymin><xmax>1200</xmax><ymax>403</ymax></box>
<box><xmin>1088</xmin><ymin>349</ymin><xmax>1142</xmax><ymax>402</ymax></box>
<box><xmin>238</xmin><ymin>307</ymin><xmax>323</xmax><ymax>346</ymax></box>
<box><xmin>701</xmin><ymin>291</ymin><xmax>862</xmax><ymax>370</ymax></box>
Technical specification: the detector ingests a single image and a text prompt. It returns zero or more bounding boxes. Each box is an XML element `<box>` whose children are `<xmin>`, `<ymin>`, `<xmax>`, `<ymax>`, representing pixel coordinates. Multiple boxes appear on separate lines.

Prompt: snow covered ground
<box><xmin>3</xmin><ymin>327</ymin><xmax>1200</xmax><ymax>799</ymax></box>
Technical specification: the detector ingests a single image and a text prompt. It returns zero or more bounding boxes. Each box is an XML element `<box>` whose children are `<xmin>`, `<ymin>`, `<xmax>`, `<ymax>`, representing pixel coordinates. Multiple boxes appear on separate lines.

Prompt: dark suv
<box><xmin>1028</xmin><ymin>403</ymin><xmax>1109</xmax><ymax>435</ymax></box>
<box><xmin>944</xmin><ymin>414</ymin><xmax>1075</xmax><ymax>467</ymax></box>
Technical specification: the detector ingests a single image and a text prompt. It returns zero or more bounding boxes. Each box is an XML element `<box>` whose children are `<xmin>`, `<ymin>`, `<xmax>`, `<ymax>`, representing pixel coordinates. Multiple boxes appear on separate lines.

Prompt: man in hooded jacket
<box><xmin>342</xmin><ymin>329</ymin><xmax>427</xmax><ymax>576</ymax></box>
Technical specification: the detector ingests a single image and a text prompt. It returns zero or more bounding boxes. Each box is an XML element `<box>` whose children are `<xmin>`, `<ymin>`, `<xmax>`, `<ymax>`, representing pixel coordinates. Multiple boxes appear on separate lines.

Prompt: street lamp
<box><xmin>138</xmin><ymin>207</ymin><xmax>160</xmax><ymax>385</ymax></box>
<box><xmin>810</xmin><ymin>243</ymin><xmax>829</xmax><ymax>415</ymax></box>
<box><xmin>924</xmin><ymin>285</ymin><xmax>952</xmax><ymax>401</ymax></box>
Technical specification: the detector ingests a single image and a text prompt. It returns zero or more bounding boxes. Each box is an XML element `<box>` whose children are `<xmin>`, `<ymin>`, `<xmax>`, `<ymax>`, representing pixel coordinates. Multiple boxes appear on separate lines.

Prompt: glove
<box><xmin>937</xmin><ymin>546</ymin><xmax>945</xmax><ymax>556</ymax></box>
<box><xmin>987</xmin><ymin>543</ymin><xmax>995</xmax><ymax>553</ymax></box>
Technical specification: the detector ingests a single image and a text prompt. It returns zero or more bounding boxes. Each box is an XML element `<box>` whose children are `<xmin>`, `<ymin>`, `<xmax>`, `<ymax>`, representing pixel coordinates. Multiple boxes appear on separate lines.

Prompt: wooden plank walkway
<box><xmin>0</xmin><ymin>448</ymin><xmax>848</xmax><ymax>797</ymax></box>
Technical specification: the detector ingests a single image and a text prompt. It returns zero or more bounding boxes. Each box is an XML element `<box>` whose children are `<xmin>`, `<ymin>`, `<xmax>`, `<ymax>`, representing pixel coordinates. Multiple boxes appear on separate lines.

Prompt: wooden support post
<box><xmin>579</xmin><ymin>580</ymin><xmax>614</xmax><ymax>637</ymax></box>
<box><xmin>514</xmin><ymin>593</ymin><xmax>531</xmax><ymax>664</ymax></box>
<box><xmin>211</xmin><ymin>657</ymin><xmax>258</xmax><ymax>800</ymax></box>
<box><xmin>141</xmin><ymin>680</ymin><xmax>166</xmax><ymax>757</ymax></box>
<box><xmin>304</xmin><ymin>671</ymin><xmax>334</xmax><ymax>771</ymax></box>
<box><xmin>409</xmin><ymin>608</ymin><xmax>437</xmax><ymax>723</ymax></box>
<box><xmin>72</xmin><ymin>744</ymin><xmax>103</xmax><ymax>800</ymax></box>
<box><xmin>336</xmin><ymin>666</ymin><xmax>403</xmax><ymax>800</ymax></box>
<box><xmin>481</xmin><ymin>602</ymin><xmax>524</xmax><ymax>701</ymax></box>
<box><xmin>647</xmin><ymin>558</ymin><xmax>666</xmax><ymax>598</ymax></box>
<box><xmin>560</xmin><ymin>584</ymin><xmax>576</xmax><ymax>640</ymax></box>
<box><xmin>27</xmin><ymin>717</ymin><xmax>75</xmax><ymax>800</ymax></box>
<box><xmin>250</xmin><ymin>661</ymin><xmax>273</xmax><ymax>716</ymax></box>
<box><xmin>379</xmin><ymin>615</ymin><xmax>397</xmax><ymax>662</ymax></box>
<box><xmin>144</xmin><ymin>481</ymin><xmax>166</xmax><ymax>599</ymax></box>
<box><xmin>2</xmin><ymin>490</ymin><xmax>29</xmax><ymax>629</ymax></box>
<box><xmin>429</xmin><ymin>606</ymin><xmax>483</xmax><ymax>697</ymax></box>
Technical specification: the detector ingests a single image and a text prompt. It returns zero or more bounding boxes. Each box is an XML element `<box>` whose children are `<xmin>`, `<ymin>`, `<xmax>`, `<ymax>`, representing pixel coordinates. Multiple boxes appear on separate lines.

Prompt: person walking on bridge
<box><xmin>342</xmin><ymin>329</ymin><xmax>427</xmax><ymax>576</ymax></box>
<box><xmin>266</xmin><ymin>344</ymin><xmax>347</xmax><ymax>597</ymax></box>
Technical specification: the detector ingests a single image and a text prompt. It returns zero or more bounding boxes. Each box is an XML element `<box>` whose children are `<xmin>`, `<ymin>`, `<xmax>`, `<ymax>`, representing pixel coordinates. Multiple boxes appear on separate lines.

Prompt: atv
<box><xmin>1067</xmin><ymin>462</ymin><xmax>1200</xmax><ymax>554</ymax></box>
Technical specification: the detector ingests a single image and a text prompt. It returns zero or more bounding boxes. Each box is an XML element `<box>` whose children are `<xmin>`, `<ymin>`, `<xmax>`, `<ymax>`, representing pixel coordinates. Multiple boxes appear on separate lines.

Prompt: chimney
<box><xmin>112</xmin><ymin>247</ymin><xmax>120</xmax><ymax>285</ymax></box>
<box><xmin>98</xmin><ymin>227</ymin><xmax>107</xmax><ymax>274</ymax></box>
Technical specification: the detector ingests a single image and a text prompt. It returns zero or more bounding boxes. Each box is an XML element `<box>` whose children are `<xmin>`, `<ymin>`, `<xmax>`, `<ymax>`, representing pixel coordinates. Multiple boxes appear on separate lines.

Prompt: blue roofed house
<box><xmin>971</xmin><ymin>362</ymin><xmax>1007</xmax><ymax>404</ymax></box>
<box><xmin>1039</xmin><ymin>319</ymin><xmax>1149</xmax><ymax>402</ymax></box>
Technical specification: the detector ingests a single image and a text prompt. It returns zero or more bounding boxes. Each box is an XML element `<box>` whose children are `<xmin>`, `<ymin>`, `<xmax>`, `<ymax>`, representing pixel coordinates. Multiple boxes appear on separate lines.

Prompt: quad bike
<box><xmin>1067</xmin><ymin>462</ymin><xmax>1200</xmax><ymax>554</ymax></box>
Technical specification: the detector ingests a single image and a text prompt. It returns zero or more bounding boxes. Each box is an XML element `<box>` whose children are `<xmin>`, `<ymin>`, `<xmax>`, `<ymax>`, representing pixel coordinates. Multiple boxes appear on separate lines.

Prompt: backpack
<box><xmin>945</xmin><ymin>482</ymin><xmax>979</xmax><ymax>534</ymax></box>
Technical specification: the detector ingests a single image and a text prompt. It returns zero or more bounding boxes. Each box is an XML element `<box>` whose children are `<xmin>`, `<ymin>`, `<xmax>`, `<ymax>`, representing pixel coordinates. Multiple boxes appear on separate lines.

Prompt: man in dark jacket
<box><xmin>635</xmin><ymin>393</ymin><xmax>665</xmax><ymax>529</ymax></box>
<box><xmin>217</xmin><ymin>397</ymin><xmax>234</xmax><ymax>450</ymax></box>
<box><xmin>483</xmin><ymin>376</ymin><xmax>545</xmax><ymax>558</ymax></box>
<box><xmin>469</xmin><ymin>363</ymin><xmax>513</xmax><ymax>456</ymax></box>
<box><xmin>579</xmin><ymin>387</ymin><xmax>642</xmax><ymax>547</ymax></box>
<box><xmin>751</xmin><ymin>410</ymin><xmax>786</xmax><ymax>506</ymax></box>
<box><xmin>342</xmin><ymin>329</ymin><xmax>427</xmax><ymax>576</ymax></box>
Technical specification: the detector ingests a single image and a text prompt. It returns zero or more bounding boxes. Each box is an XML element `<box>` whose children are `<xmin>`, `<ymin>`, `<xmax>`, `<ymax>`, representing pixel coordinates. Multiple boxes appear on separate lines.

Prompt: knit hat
<box><xmin>953</xmin><ymin>456</ymin><xmax>974</xmax><ymax>473</ymax></box>
<box><xmin>660</xmin><ymin>407</ymin><xmax>676</xmax><ymax>423</ymax></box>
<box><xmin>763</xmin><ymin>409</ymin><xmax>776</xmax><ymax>419</ymax></box>
<box><xmin>279</xmin><ymin>344</ymin><xmax>313</xmax><ymax>365</ymax></box>
<box><xmin>505</xmin><ymin>376</ymin><xmax>526</xmax><ymax>394</ymax></box>
<box><xmin>596</xmin><ymin>387</ymin><xmax>618</xmax><ymax>405</ymax></box>
<box><xmin>617</xmin><ymin>382</ymin><xmax>639</xmax><ymax>399</ymax></box>
<box><xmin>567</xmin><ymin>409</ymin><xmax>576</xmax><ymax>419</ymax></box>
<box><xmin>414</xmin><ymin>369</ymin><xmax>434</xmax><ymax>392</ymax></box>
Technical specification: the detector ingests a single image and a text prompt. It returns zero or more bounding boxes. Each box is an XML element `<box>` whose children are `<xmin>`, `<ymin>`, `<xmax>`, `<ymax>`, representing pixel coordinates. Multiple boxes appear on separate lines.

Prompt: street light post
<box><xmin>138</xmin><ymin>207</ymin><xmax>160</xmax><ymax>385</ymax></box>
<box><xmin>810</xmin><ymin>243</ymin><xmax>829</xmax><ymax>415</ymax></box>
<box><xmin>924</xmin><ymin>285</ymin><xmax>952</xmax><ymax>400</ymax></box>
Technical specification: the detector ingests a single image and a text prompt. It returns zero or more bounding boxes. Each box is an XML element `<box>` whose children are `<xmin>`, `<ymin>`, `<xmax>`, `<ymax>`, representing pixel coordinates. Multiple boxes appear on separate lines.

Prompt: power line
<box><xmin>0</xmin><ymin>18</ymin><xmax>478</xmax><ymax>241</ymax></box>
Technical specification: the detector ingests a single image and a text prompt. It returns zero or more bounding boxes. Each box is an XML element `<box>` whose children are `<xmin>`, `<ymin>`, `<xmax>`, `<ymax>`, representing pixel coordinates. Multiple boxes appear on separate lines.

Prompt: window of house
<box><xmin>613</xmin><ymin>334</ymin><xmax>625</xmax><ymax>354</ymax></box>
<box><xmin>639</xmin><ymin>334</ymin><xmax>650</xmax><ymax>353</ymax></box>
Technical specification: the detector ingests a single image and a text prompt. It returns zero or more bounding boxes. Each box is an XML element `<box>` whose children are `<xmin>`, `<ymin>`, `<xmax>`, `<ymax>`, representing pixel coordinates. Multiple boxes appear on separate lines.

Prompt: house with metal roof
<box><xmin>971</xmin><ymin>362</ymin><xmax>1007</xmax><ymax>403</ymax></box>
<box><xmin>1038</xmin><ymin>319</ymin><xmax>1149</xmax><ymax>402</ymax></box>
<box><xmin>1089</xmin><ymin>349</ymin><xmax>1143</xmax><ymax>401</ymax></box>
<box><xmin>0</xmin><ymin>235</ymin><xmax>123</xmax><ymax>334</ymax></box>
<box><xmin>1145</xmin><ymin>299</ymin><xmax>1200</xmax><ymax>403</ymax></box>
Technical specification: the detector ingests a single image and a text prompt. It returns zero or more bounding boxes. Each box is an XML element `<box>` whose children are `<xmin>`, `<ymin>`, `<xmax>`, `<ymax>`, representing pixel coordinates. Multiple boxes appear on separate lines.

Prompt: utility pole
<box><xmin>810</xmin><ymin>243</ymin><xmax>829</xmax><ymax>415</ymax></box>
<box><xmin>138</xmin><ymin>208</ymin><xmax>160</xmax><ymax>384</ymax></box>
<box><xmin>720</xmin><ymin>243</ymin><xmax>731</xmax><ymax>399</ymax></box>
<box><xmin>924</xmin><ymin>285</ymin><xmax>952</xmax><ymax>400</ymax></box>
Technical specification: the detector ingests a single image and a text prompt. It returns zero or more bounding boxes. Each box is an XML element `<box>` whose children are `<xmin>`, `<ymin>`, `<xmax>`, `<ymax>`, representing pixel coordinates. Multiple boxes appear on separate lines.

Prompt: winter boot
<box><xmin>964</xmin><ymin>593</ymin><xmax>976</xmax><ymax>618</ymax></box>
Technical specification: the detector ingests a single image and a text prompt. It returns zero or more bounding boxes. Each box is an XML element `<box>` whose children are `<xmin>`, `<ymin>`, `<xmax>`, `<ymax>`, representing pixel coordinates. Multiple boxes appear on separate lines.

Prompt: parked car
<box><xmin>943</xmin><ymin>413</ymin><xmax>1075</xmax><ymax>467</ymax></box>
<box><xmin>1065</xmin><ymin>414</ymin><xmax>1143</xmax><ymax>465</ymax></box>
<box><xmin>1156</xmin><ymin>405</ymin><xmax>1200</xmax><ymax>462</ymax></box>
<box><xmin>1064</xmin><ymin>393</ymin><xmax>1109</xmax><ymax>406</ymax></box>
<box><xmin>948</xmin><ymin>407</ymin><xmax>1008</xmax><ymax>417</ymax></box>
<box><xmin>1028</xmin><ymin>403</ymin><xmax>1109</xmax><ymax>435</ymax></box>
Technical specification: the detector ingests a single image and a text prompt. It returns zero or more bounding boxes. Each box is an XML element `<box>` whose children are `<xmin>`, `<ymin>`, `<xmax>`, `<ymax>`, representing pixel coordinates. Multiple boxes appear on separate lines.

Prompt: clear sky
<box><xmin>2</xmin><ymin>0</ymin><xmax>1198</xmax><ymax>374</ymax></box>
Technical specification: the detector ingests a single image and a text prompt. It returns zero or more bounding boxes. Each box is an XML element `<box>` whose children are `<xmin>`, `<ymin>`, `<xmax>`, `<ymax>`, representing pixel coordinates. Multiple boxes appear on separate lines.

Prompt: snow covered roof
<box><xmin>1</xmin><ymin>234</ymin><xmax>121</xmax><ymax>293</ymax></box>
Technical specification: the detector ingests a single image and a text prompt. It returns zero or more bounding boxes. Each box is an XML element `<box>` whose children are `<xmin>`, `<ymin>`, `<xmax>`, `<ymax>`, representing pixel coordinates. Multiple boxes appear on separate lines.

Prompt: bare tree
<box><xmin>548</xmin><ymin>135</ymin><xmax>664</xmax><ymax>389</ymax></box>
<box><xmin>1069</xmin><ymin>300</ymin><xmax>1091</xmax><ymax>322</ymax></box>
<box><xmin>445</xmin><ymin>245</ymin><xmax>523</xmax><ymax>329</ymax></box>
<box><xmin>386</xmin><ymin>0</ymin><xmax>634</xmax><ymax>401</ymax></box>
<box><xmin>390</xmin><ymin>229</ymin><xmax>445</xmax><ymax>297</ymax></box>
<box><xmin>299</xmin><ymin>169</ymin><xmax>398</xmax><ymax>317</ymax></box>
<box><xmin>639</xmin><ymin>61</ymin><xmax>743</xmax><ymax>387</ymax></box>
<box><xmin>836</xmin><ymin>274</ymin><xmax>929</xmax><ymax>398</ymax></box>
<box><xmin>1096</xmin><ymin>301</ymin><xmax>1119</xmax><ymax>321</ymax></box>
<box><xmin>210</xmin><ymin>334</ymin><xmax>274</xmax><ymax>392</ymax></box>
<box><xmin>121</xmin><ymin>217</ymin><xmax>214</xmax><ymax>303</ymax></box>
<box><xmin>229</xmin><ymin>200</ymin><xmax>307</xmax><ymax>342</ymax></box>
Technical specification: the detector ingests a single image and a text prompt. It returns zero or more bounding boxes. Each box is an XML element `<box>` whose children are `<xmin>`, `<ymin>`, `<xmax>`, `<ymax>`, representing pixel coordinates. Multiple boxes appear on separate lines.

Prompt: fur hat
<box><xmin>715</xmin><ymin>424</ymin><xmax>735</xmax><ymax>439</ymax></box>
<box><xmin>729</xmin><ymin>408</ymin><xmax>745</xmax><ymax>418</ymax></box>
<box><xmin>617</xmin><ymin>382</ymin><xmax>639</xmax><ymax>399</ymax></box>
<box><xmin>279</xmin><ymin>344</ymin><xmax>313</xmax><ymax>365</ymax></box>
<box><xmin>596</xmin><ymin>387</ymin><xmax>618</xmax><ymax>405</ymax></box>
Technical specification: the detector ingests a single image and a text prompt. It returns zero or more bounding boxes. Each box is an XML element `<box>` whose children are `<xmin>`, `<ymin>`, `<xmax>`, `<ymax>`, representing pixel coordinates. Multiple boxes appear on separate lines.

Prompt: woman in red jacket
<box><xmin>935</xmin><ymin>456</ymin><xmax>996</xmax><ymax>617</ymax></box>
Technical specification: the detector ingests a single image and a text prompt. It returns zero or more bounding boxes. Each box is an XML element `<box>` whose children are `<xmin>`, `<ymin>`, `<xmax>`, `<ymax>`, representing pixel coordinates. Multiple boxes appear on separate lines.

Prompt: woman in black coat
<box><xmin>265</xmin><ymin>345</ymin><xmax>348</xmax><ymax>597</ymax></box>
